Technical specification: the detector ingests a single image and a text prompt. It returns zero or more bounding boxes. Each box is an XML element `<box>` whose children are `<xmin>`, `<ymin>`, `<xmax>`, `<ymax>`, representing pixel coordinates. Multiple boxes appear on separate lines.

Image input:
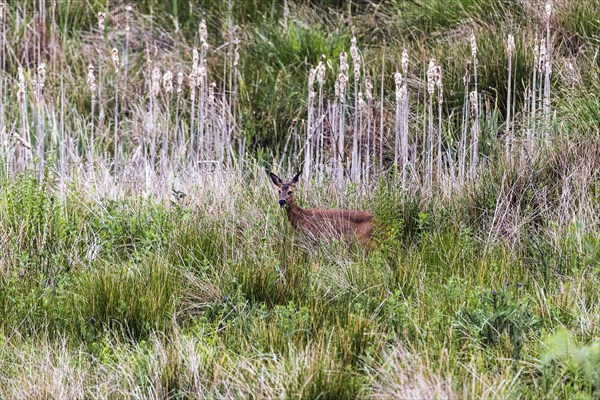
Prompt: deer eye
<box><xmin>288</xmin><ymin>191</ymin><xmax>292</xmax><ymax>195</ymax></box>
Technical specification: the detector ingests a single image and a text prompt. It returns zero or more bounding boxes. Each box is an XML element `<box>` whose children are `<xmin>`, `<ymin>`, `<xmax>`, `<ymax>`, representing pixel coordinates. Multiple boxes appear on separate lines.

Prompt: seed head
<box><xmin>350</xmin><ymin>37</ymin><xmax>358</xmax><ymax>58</ymax></box>
<box><xmin>507</xmin><ymin>34</ymin><xmax>515</xmax><ymax>56</ymax></box>
<box><xmin>37</xmin><ymin>63</ymin><xmax>46</xmax><ymax>86</ymax></box>
<box><xmin>427</xmin><ymin>59</ymin><xmax>436</xmax><ymax>96</ymax></box>
<box><xmin>339</xmin><ymin>51</ymin><xmax>348</xmax><ymax>76</ymax></box>
<box><xmin>433</xmin><ymin>65</ymin><xmax>442</xmax><ymax>86</ymax></box>
<box><xmin>194</xmin><ymin>60</ymin><xmax>206</xmax><ymax>88</ymax></box>
<box><xmin>87</xmin><ymin>64</ymin><xmax>97</xmax><ymax>98</ymax></box>
<box><xmin>233</xmin><ymin>40</ymin><xmax>239</xmax><ymax>67</ymax></box>
<box><xmin>463</xmin><ymin>62</ymin><xmax>471</xmax><ymax>86</ymax></box>
<box><xmin>199</xmin><ymin>20</ymin><xmax>208</xmax><ymax>42</ymax></box>
<box><xmin>208</xmin><ymin>82</ymin><xmax>216</xmax><ymax>105</ymax></box>
<box><xmin>545</xmin><ymin>2</ymin><xmax>552</xmax><ymax>20</ymax></box>
<box><xmin>111</xmin><ymin>48</ymin><xmax>120</xmax><ymax>73</ymax></box>
<box><xmin>36</xmin><ymin>63</ymin><xmax>46</xmax><ymax>101</ymax></box>
<box><xmin>200</xmin><ymin>20</ymin><xmax>209</xmax><ymax>51</ymax></box>
<box><xmin>316</xmin><ymin>58</ymin><xmax>326</xmax><ymax>87</ymax></box>
<box><xmin>151</xmin><ymin>67</ymin><xmax>161</xmax><ymax>96</ymax></box>
<box><xmin>190</xmin><ymin>48</ymin><xmax>199</xmax><ymax>87</ymax></box>
<box><xmin>401</xmin><ymin>49</ymin><xmax>409</xmax><ymax>75</ymax></box>
<box><xmin>357</xmin><ymin>91</ymin><xmax>365</xmax><ymax>111</ymax></box>
<box><xmin>193</xmin><ymin>57</ymin><xmax>206</xmax><ymax>88</ymax></box>
<box><xmin>533</xmin><ymin>34</ymin><xmax>540</xmax><ymax>71</ymax></box>
<box><xmin>365</xmin><ymin>75</ymin><xmax>373</xmax><ymax>101</ymax></box>
<box><xmin>188</xmin><ymin>74</ymin><xmax>196</xmax><ymax>92</ymax></box>
<box><xmin>350</xmin><ymin>37</ymin><xmax>361</xmax><ymax>78</ymax></box>
<box><xmin>470</xmin><ymin>33</ymin><xmax>477</xmax><ymax>63</ymax></box>
<box><xmin>176</xmin><ymin>71</ymin><xmax>184</xmax><ymax>94</ymax></box>
<box><xmin>192</xmin><ymin>48</ymin><xmax>199</xmax><ymax>70</ymax></box>
<box><xmin>125</xmin><ymin>5</ymin><xmax>133</xmax><ymax>32</ymax></box>
<box><xmin>308</xmin><ymin>67</ymin><xmax>316</xmax><ymax>101</ymax></box>
<box><xmin>434</xmin><ymin>65</ymin><xmax>443</xmax><ymax>104</ymax></box>
<box><xmin>17</xmin><ymin>67</ymin><xmax>26</xmax><ymax>104</ymax></box>
<box><xmin>394</xmin><ymin>71</ymin><xmax>403</xmax><ymax>103</ymax></box>
<box><xmin>469</xmin><ymin>91</ymin><xmax>478</xmax><ymax>118</ymax></box>
<box><xmin>198</xmin><ymin>59</ymin><xmax>207</xmax><ymax>79</ymax></box>
<box><xmin>539</xmin><ymin>42</ymin><xmax>546</xmax><ymax>72</ymax></box>
<box><xmin>163</xmin><ymin>70</ymin><xmax>174</xmax><ymax>94</ymax></box>
<box><xmin>97</xmin><ymin>12</ymin><xmax>106</xmax><ymax>31</ymax></box>
<box><xmin>0</xmin><ymin>2</ymin><xmax>5</xmax><ymax>23</ymax></box>
<box><xmin>338</xmin><ymin>73</ymin><xmax>347</xmax><ymax>99</ymax></box>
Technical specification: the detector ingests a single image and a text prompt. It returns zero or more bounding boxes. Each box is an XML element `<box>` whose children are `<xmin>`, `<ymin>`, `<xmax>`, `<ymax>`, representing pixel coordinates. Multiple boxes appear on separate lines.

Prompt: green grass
<box><xmin>0</xmin><ymin>160</ymin><xmax>598</xmax><ymax>397</ymax></box>
<box><xmin>1</xmin><ymin>0</ymin><xmax>600</xmax><ymax>398</ymax></box>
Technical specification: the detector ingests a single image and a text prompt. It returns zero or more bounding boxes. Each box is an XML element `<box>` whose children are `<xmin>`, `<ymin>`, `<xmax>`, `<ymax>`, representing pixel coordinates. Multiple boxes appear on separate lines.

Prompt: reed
<box><xmin>0</xmin><ymin>3</ymin><xmax>597</xmax><ymax>397</ymax></box>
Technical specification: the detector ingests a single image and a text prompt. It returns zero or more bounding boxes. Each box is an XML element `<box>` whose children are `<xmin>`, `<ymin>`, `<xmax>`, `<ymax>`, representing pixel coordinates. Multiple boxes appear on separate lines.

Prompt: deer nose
<box><xmin>279</xmin><ymin>199</ymin><xmax>286</xmax><ymax>206</ymax></box>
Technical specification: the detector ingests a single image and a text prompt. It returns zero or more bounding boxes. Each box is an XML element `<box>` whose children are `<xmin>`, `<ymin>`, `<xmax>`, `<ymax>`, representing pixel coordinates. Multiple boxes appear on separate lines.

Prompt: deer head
<box><xmin>269</xmin><ymin>171</ymin><xmax>301</xmax><ymax>207</ymax></box>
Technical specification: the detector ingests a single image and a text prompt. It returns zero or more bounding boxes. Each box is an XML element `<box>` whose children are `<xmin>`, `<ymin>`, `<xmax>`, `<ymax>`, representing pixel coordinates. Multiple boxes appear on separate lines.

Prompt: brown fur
<box><xmin>270</xmin><ymin>172</ymin><xmax>374</xmax><ymax>245</ymax></box>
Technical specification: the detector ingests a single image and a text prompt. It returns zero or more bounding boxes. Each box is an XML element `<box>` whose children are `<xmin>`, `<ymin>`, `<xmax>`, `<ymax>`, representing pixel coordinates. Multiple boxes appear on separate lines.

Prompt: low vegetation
<box><xmin>0</xmin><ymin>0</ymin><xmax>599</xmax><ymax>398</ymax></box>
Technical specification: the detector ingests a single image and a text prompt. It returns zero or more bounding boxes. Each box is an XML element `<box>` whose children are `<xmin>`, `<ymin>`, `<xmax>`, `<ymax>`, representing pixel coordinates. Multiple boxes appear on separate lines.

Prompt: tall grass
<box><xmin>0</xmin><ymin>0</ymin><xmax>599</xmax><ymax>398</ymax></box>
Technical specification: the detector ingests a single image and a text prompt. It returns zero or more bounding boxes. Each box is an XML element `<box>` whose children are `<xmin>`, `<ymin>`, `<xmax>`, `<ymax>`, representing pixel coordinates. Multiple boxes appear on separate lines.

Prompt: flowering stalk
<box><xmin>469</xmin><ymin>33</ymin><xmax>479</xmax><ymax>179</ymax></box>
<box><xmin>316</xmin><ymin>56</ymin><xmax>325</xmax><ymax>181</ymax></box>
<box><xmin>87</xmin><ymin>63</ymin><xmax>97</xmax><ymax>165</ymax></box>
<box><xmin>505</xmin><ymin>34</ymin><xmax>515</xmax><ymax>161</ymax></box>
<box><xmin>0</xmin><ymin>1</ymin><xmax>6</xmax><ymax>172</ymax></box>
<box><xmin>150</xmin><ymin>66</ymin><xmax>161</xmax><ymax>169</ymax></box>
<box><xmin>35</xmin><ymin>62</ymin><xmax>46</xmax><ymax>181</ymax></box>
<box><xmin>364</xmin><ymin>74</ymin><xmax>372</xmax><ymax>184</ymax></box>
<box><xmin>401</xmin><ymin>49</ymin><xmax>410</xmax><ymax>182</ymax></box>
<box><xmin>337</xmin><ymin>51</ymin><xmax>348</xmax><ymax>183</ymax></box>
<box><xmin>112</xmin><ymin>48</ymin><xmax>120</xmax><ymax>173</ymax></box>
<box><xmin>189</xmin><ymin>48</ymin><xmax>199</xmax><ymax>165</ymax></box>
<box><xmin>469</xmin><ymin>90</ymin><xmax>479</xmax><ymax>178</ymax></box>
<box><xmin>304</xmin><ymin>67</ymin><xmax>316</xmax><ymax>183</ymax></box>
<box><xmin>124</xmin><ymin>5</ymin><xmax>132</xmax><ymax>100</ymax></box>
<box><xmin>543</xmin><ymin>2</ymin><xmax>552</xmax><ymax>142</ymax></box>
<box><xmin>350</xmin><ymin>37</ymin><xmax>361</xmax><ymax>182</ymax></box>
<box><xmin>426</xmin><ymin>59</ymin><xmax>435</xmax><ymax>189</ymax></box>
<box><xmin>379</xmin><ymin>52</ymin><xmax>385</xmax><ymax>173</ymax></box>
<box><xmin>434</xmin><ymin>64</ymin><xmax>443</xmax><ymax>182</ymax></box>
<box><xmin>458</xmin><ymin>62</ymin><xmax>471</xmax><ymax>183</ymax></box>
<box><xmin>16</xmin><ymin>67</ymin><xmax>31</xmax><ymax>171</ymax></box>
<box><xmin>231</xmin><ymin>31</ymin><xmax>240</xmax><ymax>168</ymax></box>
<box><xmin>394</xmin><ymin>71</ymin><xmax>402</xmax><ymax>168</ymax></box>
<box><xmin>198</xmin><ymin>20</ymin><xmax>209</xmax><ymax>164</ymax></box>
<box><xmin>97</xmin><ymin>12</ymin><xmax>105</xmax><ymax>128</ymax></box>
<box><xmin>162</xmin><ymin>70</ymin><xmax>174</xmax><ymax>172</ymax></box>
<box><xmin>530</xmin><ymin>34</ymin><xmax>539</xmax><ymax>151</ymax></box>
<box><xmin>175</xmin><ymin>71</ymin><xmax>184</xmax><ymax>163</ymax></box>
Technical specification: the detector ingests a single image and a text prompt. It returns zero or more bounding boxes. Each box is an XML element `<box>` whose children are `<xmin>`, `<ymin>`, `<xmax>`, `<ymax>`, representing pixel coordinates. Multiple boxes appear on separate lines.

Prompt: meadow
<box><xmin>0</xmin><ymin>0</ymin><xmax>599</xmax><ymax>398</ymax></box>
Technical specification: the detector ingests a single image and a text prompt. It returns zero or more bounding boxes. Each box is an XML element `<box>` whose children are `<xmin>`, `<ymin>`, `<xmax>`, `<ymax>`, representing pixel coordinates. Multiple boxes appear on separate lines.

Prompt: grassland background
<box><xmin>0</xmin><ymin>0</ymin><xmax>599</xmax><ymax>398</ymax></box>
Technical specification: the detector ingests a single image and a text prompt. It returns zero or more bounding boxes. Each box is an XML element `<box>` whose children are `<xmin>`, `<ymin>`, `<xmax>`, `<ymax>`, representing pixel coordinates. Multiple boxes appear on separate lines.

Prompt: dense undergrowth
<box><xmin>1</xmin><ymin>0</ymin><xmax>600</xmax><ymax>398</ymax></box>
<box><xmin>0</xmin><ymin>149</ymin><xmax>599</xmax><ymax>398</ymax></box>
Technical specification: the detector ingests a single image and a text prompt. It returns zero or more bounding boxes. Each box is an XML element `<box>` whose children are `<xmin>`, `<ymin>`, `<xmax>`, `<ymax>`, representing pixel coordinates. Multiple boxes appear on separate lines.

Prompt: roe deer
<box><xmin>269</xmin><ymin>171</ymin><xmax>374</xmax><ymax>245</ymax></box>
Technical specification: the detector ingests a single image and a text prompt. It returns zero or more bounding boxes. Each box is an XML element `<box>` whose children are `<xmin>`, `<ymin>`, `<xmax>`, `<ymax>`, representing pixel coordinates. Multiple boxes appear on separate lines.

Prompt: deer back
<box><xmin>291</xmin><ymin>207</ymin><xmax>374</xmax><ymax>244</ymax></box>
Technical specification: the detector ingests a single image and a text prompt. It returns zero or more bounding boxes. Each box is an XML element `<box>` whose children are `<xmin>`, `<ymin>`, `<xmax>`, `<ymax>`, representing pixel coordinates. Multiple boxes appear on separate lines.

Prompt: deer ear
<box><xmin>269</xmin><ymin>172</ymin><xmax>283</xmax><ymax>187</ymax></box>
<box><xmin>291</xmin><ymin>171</ymin><xmax>301</xmax><ymax>184</ymax></box>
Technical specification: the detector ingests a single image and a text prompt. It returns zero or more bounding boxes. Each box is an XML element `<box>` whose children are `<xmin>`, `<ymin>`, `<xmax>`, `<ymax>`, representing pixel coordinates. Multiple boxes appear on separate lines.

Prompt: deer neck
<box><xmin>285</xmin><ymin>198</ymin><xmax>303</xmax><ymax>229</ymax></box>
